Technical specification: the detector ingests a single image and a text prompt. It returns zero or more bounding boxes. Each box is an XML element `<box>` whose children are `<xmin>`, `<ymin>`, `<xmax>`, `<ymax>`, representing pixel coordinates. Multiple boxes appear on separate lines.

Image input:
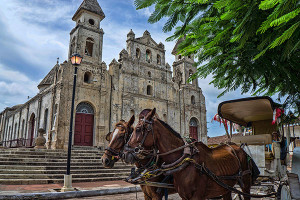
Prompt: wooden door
<box><xmin>189</xmin><ymin>126</ymin><xmax>198</xmax><ymax>141</ymax></box>
<box><xmin>74</xmin><ymin>113</ymin><xmax>94</xmax><ymax>146</ymax></box>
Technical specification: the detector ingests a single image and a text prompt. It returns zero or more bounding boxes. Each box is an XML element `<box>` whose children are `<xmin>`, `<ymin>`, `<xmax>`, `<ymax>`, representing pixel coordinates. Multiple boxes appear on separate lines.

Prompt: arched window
<box><xmin>188</xmin><ymin>55</ymin><xmax>191</xmax><ymax>59</ymax></box>
<box><xmin>70</xmin><ymin>37</ymin><xmax>76</xmax><ymax>56</ymax></box>
<box><xmin>52</xmin><ymin>104</ymin><xmax>58</xmax><ymax>130</ymax></box>
<box><xmin>146</xmin><ymin>49</ymin><xmax>152</xmax><ymax>62</ymax></box>
<box><xmin>85</xmin><ymin>37</ymin><xmax>94</xmax><ymax>57</ymax></box>
<box><xmin>189</xmin><ymin>70</ymin><xmax>194</xmax><ymax>84</ymax></box>
<box><xmin>14</xmin><ymin>123</ymin><xmax>18</xmax><ymax>139</ymax></box>
<box><xmin>157</xmin><ymin>54</ymin><xmax>161</xmax><ymax>65</ymax></box>
<box><xmin>84</xmin><ymin>72</ymin><xmax>92</xmax><ymax>83</ymax></box>
<box><xmin>21</xmin><ymin>119</ymin><xmax>25</xmax><ymax>138</ymax></box>
<box><xmin>178</xmin><ymin>55</ymin><xmax>182</xmax><ymax>60</ymax></box>
<box><xmin>88</xmin><ymin>19</ymin><xmax>95</xmax><ymax>25</ymax></box>
<box><xmin>147</xmin><ymin>85</ymin><xmax>153</xmax><ymax>95</ymax></box>
<box><xmin>44</xmin><ymin>109</ymin><xmax>49</xmax><ymax>132</ymax></box>
<box><xmin>191</xmin><ymin>95</ymin><xmax>195</xmax><ymax>105</ymax></box>
<box><xmin>148</xmin><ymin>71</ymin><xmax>151</xmax><ymax>78</ymax></box>
<box><xmin>136</xmin><ymin>48</ymin><xmax>141</xmax><ymax>59</ymax></box>
<box><xmin>76</xmin><ymin>102</ymin><xmax>94</xmax><ymax>114</ymax></box>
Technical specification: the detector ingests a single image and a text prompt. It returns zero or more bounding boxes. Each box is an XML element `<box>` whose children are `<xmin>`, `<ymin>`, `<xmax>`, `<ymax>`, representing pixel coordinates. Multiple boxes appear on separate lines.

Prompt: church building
<box><xmin>0</xmin><ymin>0</ymin><xmax>207</xmax><ymax>150</ymax></box>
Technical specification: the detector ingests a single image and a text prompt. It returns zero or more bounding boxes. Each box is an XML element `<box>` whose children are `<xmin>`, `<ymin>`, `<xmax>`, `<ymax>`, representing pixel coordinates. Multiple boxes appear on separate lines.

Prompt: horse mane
<box><xmin>157</xmin><ymin>119</ymin><xmax>182</xmax><ymax>139</ymax></box>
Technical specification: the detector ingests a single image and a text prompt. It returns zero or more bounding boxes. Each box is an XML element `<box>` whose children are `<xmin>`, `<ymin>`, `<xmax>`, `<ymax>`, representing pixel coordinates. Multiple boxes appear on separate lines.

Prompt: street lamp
<box><xmin>62</xmin><ymin>53</ymin><xmax>82</xmax><ymax>192</ymax></box>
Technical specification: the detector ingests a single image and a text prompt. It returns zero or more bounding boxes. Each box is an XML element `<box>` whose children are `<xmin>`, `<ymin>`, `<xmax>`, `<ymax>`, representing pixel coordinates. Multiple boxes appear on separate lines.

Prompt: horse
<box><xmin>124</xmin><ymin>108</ymin><xmax>259</xmax><ymax>200</ymax></box>
<box><xmin>101</xmin><ymin>109</ymin><xmax>176</xmax><ymax>200</ymax></box>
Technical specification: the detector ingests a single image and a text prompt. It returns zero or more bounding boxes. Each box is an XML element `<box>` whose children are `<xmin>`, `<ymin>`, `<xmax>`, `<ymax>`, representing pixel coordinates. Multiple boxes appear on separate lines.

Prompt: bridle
<box><xmin>124</xmin><ymin>118</ymin><xmax>157</xmax><ymax>162</ymax></box>
<box><xmin>105</xmin><ymin>124</ymin><xmax>133</xmax><ymax>158</ymax></box>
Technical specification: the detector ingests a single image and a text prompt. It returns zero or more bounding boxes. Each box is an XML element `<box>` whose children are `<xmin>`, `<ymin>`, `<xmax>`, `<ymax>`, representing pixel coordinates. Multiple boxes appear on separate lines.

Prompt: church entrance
<box><xmin>189</xmin><ymin>117</ymin><xmax>198</xmax><ymax>141</ymax></box>
<box><xmin>74</xmin><ymin>102</ymin><xmax>94</xmax><ymax>146</ymax></box>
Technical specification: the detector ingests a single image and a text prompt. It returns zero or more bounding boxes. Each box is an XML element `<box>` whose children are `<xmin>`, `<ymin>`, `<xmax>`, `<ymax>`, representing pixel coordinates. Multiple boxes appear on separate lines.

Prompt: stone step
<box><xmin>0</xmin><ymin>161</ymin><xmax>132</xmax><ymax>166</ymax></box>
<box><xmin>0</xmin><ymin>168</ymin><xmax>131</xmax><ymax>174</ymax></box>
<box><xmin>0</xmin><ymin>154</ymin><xmax>105</xmax><ymax>159</ymax></box>
<box><xmin>0</xmin><ymin>164</ymin><xmax>132</xmax><ymax>170</ymax></box>
<box><xmin>0</xmin><ymin>150</ymin><xmax>104</xmax><ymax>155</ymax></box>
<box><xmin>0</xmin><ymin>155</ymin><xmax>105</xmax><ymax>160</ymax></box>
<box><xmin>0</xmin><ymin>176</ymin><xmax>128</xmax><ymax>185</ymax></box>
<box><xmin>0</xmin><ymin>157</ymin><xmax>104</xmax><ymax>163</ymax></box>
<box><xmin>0</xmin><ymin>172</ymin><xmax>130</xmax><ymax>179</ymax></box>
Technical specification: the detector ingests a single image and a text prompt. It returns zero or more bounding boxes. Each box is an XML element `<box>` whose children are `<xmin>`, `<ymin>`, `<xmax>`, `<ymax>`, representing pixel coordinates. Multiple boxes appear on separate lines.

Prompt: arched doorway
<box><xmin>29</xmin><ymin>113</ymin><xmax>35</xmax><ymax>146</ymax></box>
<box><xmin>74</xmin><ymin>102</ymin><xmax>94</xmax><ymax>146</ymax></box>
<box><xmin>189</xmin><ymin>117</ymin><xmax>198</xmax><ymax>141</ymax></box>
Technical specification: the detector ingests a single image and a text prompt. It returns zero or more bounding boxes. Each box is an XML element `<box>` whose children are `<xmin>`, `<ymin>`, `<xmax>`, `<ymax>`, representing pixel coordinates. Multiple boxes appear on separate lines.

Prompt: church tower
<box><xmin>69</xmin><ymin>0</ymin><xmax>105</xmax><ymax>64</ymax></box>
<box><xmin>171</xmin><ymin>38</ymin><xmax>207</xmax><ymax>143</ymax></box>
<box><xmin>171</xmin><ymin>38</ymin><xmax>198</xmax><ymax>87</ymax></box>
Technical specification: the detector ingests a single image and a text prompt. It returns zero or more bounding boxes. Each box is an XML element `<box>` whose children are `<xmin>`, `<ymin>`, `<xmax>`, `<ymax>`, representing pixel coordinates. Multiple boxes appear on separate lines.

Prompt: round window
<box><xmin>89</xmin><ymin>19</ymin><xmax>95</xmax><ymax>25</ymax></box>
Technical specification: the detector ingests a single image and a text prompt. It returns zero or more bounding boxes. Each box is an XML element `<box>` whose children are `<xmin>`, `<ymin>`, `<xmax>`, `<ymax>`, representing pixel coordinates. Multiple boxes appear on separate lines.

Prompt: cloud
<box><xmin>0</xmin><ymin>65</ymin><xmax>38</xmax><ymax>110</ymax></box>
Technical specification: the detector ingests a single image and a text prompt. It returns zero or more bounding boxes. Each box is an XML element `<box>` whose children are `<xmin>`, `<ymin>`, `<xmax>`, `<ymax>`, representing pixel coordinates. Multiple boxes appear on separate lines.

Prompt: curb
<box><xmin>0</xmin><ymin>186</ymin><xmax>142</xmax><ymax>200</ymax></box>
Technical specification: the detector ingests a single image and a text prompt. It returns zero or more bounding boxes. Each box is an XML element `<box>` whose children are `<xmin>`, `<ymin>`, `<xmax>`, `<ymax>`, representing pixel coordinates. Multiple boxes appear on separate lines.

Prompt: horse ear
<box><xmin>146</xmin><ymin>108</ymin><xmax>156</xmax><ymax>121</ymax></box>
<box><xmin>105</xmin><ymin>132</ymin><xmax>112</xmax><ymax>141</ymax></box>
<box><xmin>128</xmin><ymin>115</ymin><xmax>135</xmax><ymax>127</ymax></box>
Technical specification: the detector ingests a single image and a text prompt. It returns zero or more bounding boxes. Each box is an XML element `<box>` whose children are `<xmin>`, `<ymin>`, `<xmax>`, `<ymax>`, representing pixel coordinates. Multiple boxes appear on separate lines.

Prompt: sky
<box><xmin>0</xmin><ymin>0</ymin><xmax>256</xmax><ymax>137</ymax></box>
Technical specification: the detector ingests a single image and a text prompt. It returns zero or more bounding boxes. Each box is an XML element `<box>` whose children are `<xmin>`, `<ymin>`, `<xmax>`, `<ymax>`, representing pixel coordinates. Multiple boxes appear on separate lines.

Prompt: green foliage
<box><xmin>134</xmin><ymin>0</ymin><xmax>300</xmax><ymax>114</ymax></box>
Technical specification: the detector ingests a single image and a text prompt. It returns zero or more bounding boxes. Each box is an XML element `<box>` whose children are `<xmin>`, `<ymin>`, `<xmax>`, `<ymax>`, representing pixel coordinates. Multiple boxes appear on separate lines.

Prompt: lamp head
<box><xmin>70</xmin><ymin>53</ymin><xmax>83</xmax><ymax>65</ymax></box>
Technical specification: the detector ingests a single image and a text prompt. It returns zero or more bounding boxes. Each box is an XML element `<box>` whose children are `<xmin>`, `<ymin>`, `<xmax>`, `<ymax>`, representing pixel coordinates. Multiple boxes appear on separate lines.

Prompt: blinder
<box><xmin>105</xmin><ymin>124</ymin><xmax>132</xmax><ymax>159</ymax></box>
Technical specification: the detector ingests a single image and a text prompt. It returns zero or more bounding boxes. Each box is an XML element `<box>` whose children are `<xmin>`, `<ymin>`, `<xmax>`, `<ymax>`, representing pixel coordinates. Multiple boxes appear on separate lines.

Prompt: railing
<box><xmin>1</xmin><ymin>138</ymin><xmax>35</xmax><ymax>148</ymax></box>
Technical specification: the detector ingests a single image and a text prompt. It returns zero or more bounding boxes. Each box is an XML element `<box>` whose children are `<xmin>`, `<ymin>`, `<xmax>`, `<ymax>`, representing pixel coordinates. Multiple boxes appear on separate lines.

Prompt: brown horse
<box><xmin>125</xmin><ymin>108</ymin><xmax>257</xmax><ymax>200</ymax></box>
<box><xmin>101</xmin><ymin>110</ymin><xmax>176</xmax><ymax>200</ymax></box>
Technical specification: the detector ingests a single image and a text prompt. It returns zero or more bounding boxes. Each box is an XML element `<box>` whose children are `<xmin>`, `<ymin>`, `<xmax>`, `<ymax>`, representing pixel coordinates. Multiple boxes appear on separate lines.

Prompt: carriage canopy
<box><xmin>218</xmin><ymin>96</ymin><xmax>277</xmax><ymax>135</ymax></box>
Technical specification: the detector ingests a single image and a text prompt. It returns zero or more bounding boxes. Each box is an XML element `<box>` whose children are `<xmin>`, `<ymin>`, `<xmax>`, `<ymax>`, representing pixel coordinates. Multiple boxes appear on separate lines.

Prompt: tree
<box><xmin>134</xmin><ymin>0</ymin><xmax>300</xmax><ymax>114</ymax></box>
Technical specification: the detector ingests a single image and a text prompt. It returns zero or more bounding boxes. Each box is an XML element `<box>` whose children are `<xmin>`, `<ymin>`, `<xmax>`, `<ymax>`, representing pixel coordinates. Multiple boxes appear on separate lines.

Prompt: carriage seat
<box><xmin>232</xmin><ymin>134</ymin><xmax>274</xmax><ymax>160</ymax></box>
<box><xmin>231</xmin><ymin>134</ymin><xmax>272</xmax><ymax>145</ymax></box>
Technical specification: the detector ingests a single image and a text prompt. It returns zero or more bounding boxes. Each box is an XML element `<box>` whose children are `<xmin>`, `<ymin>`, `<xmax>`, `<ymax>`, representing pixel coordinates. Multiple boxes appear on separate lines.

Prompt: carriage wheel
<box><xmin>277</xmin><ymin>184</ymin><xmax>291</xmax><ymax>200</ymax></box>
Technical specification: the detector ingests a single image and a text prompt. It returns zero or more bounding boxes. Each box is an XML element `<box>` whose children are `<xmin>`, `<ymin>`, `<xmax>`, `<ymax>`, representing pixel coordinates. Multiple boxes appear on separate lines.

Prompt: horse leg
<box><xmin>222</xmin><ymin>192</ymin><xmax>232</xmax><ymax>200</ymax></box>
<box><xmin>240</xmin><ymin>174</ymin><xmax>251</xmax><ymax>200</ymax></box>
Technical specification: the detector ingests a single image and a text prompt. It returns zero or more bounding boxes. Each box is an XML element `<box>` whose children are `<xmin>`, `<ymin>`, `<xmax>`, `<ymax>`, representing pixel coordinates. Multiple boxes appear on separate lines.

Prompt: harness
<box><xmin>125</xmin><ymin>118</ymin><xmax>277</xmax><ymax>198</ymax></box>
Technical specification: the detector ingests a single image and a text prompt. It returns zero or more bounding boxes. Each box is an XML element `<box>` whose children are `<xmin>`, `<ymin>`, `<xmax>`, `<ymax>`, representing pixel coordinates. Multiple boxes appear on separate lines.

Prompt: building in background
<box><xmin>0</xmin><ymin>0</ymin><xmax>207</xmax><ymax>150</ymax></box>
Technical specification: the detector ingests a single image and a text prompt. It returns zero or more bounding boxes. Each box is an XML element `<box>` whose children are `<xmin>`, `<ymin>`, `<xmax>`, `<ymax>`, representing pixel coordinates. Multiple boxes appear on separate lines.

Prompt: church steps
<box><xmin>0</xmin><ymin>155</ymin><xmax>104</xmax><ymax>159</ymax></box>
<box><xmin>0</xmin><ymin>168</ymin><xmax>131</xmax><ymax>174</ymax></box>
<box><xmin>0</xmin><ymin>157</ymin><xmax>104</xmax><ymax>162</ymax></box>
<box><xmin>0</xmin><ymin>176</ymin><xmax>128</xmax><ymax>185</ymax></box>
<box><xmin>0</xmin><ymin>148</ymin><xmax>132</xmax><ymax>184</ymax></box>
<box><xmin>0</xmin><ymin>161</ymin><xmax>130</xmax><ymax>166</ymax></box>
<box><xmin>0</xmin><ymin>172</ymin><xmax>130</xmax><ymax>179</ymax></box>
<box><xmin>0</xmin><ymin>165</ymin><xmax>131</xmax><ymax>170</ymax></box>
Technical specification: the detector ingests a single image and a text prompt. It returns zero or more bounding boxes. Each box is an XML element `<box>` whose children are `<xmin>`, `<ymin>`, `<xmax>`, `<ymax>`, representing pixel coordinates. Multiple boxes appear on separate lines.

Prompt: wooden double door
<box><xmin>189</xmin><ymin>126</ymin><xmax>198</xmax><ymax>141</ymax></box>
<box><xmin>74</xmin><ymin>113</ymin><xmax>94</xmax><ymax>146</ymax></box>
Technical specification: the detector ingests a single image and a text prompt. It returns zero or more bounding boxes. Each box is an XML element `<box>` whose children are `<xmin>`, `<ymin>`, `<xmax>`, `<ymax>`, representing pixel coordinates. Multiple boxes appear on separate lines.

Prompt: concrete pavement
<box><xmin>0</xmin><ymin>180</ymin><xmax>142</xmax><ymax>200</ymax></box>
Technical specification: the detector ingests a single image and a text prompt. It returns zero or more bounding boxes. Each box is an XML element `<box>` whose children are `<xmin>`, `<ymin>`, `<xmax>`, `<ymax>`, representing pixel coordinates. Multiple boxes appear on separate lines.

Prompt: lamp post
<box><xmin>62</xmin><ymin>53</ymin><xmax>82</xmax><ymax>192</ymax></box>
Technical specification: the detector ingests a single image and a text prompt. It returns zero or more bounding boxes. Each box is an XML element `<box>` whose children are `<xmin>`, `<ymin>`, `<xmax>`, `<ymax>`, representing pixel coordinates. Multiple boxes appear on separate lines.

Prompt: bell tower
<box><xmin>172</xmin><ymin>38</ymin><xmax>198</xmax><ymax>87</ymax></box>
<box><xmin>69</xmin><ymin>0</ymin><xmax>105</xmax><ymax>64</ymax></box>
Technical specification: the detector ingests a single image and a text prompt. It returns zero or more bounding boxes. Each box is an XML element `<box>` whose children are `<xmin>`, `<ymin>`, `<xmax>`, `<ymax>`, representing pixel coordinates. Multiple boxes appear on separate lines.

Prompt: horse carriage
<box><xmin>102</xmin><ymin>97</ymin><xmax>300</xmax><ymax>200</ymax></box>
<box><xmin>218</xmin><ymin>96</ymin><xmax>300</xmax><ymax>200</ymax></box>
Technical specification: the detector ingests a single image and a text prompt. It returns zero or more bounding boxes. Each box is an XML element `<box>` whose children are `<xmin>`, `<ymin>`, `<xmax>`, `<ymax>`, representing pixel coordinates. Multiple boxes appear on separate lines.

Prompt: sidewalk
<box><xmin>0</xmin><ymin>180</ymin><xmax>141</xmax><ymax>200</ymax></box>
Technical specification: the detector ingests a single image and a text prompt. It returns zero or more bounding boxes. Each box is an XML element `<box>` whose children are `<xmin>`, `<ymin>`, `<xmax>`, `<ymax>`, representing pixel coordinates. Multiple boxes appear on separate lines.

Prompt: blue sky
<box><xmin>0</xmin><ymin>0</ymin><xmax>256</xmax><ymax>137</ymax></box>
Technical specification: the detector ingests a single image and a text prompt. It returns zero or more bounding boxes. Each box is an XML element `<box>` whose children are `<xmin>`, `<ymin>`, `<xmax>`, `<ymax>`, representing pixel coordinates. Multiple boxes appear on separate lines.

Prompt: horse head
<box><xmin>101</xmin><ymin>115</ymin><xmax>135</xmax><ymax>168</ymax></box>
<box><xmin>124</xmin><ymin>108</ymin><xmax>158</xmax><ymax>164</ymax></box>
